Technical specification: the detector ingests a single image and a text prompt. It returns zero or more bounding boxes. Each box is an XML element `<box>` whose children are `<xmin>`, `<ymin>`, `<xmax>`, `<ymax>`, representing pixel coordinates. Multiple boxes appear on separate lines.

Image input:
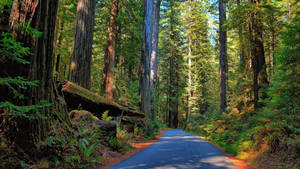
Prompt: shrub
<box><xmin>108</xmin><ymin>137</ymin><xmax>121</xmax><ymax>151</ymax></box>
<box><xmin>144</xmin><ymin>119</ymin><xmax>166</xmax><ymax>138</ymax></box>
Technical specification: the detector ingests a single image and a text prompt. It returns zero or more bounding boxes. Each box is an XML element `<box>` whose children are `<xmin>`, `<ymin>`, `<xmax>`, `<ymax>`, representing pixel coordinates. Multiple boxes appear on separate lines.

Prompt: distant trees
<box><xmin>158</xmin><ymin>0</ymin><xmax>184</xmax><ymax>128</ymax></box>
<box><xmin>182</xmin><ymin>0</ymin><xmax>213</xmax><ymax>118</ymax></box>
<box><xmin>69</xmin><ymin>0</ymin><xmax>96</xmax><ymax>89</ymax></box>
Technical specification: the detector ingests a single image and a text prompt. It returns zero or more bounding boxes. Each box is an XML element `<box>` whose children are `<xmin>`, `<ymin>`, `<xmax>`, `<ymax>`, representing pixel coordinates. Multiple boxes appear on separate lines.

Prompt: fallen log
<box><xmin>61</xmin><ymin>81</ymin><xmax>145</xmax><ymax>120</ymax></box>
<box><xmin>70</xmin><ymin>110</ymin><xmax>116</xmax><ymax>138</ymax></box>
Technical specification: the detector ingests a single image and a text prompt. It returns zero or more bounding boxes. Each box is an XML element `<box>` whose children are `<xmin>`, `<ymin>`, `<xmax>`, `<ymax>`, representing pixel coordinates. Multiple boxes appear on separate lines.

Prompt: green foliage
<box><xmin>0</xmin><ymin>32</ymin><xmax>52</xmax><ymax>121</ymax></box>
<box><xmin>102</xmin><ymin>110</ymin><xmax>112</xmax><ymax>122</ymax></box>
<box><xmin>144</xmin><ymin>119</ymin><xmax>166</xmax><ymax>138</ymax></box>
<box><xmin>134</xmin><ymin>125</ymin><xmax>143</xmax><ymax>136</ymax></box>
<box><xmin>0</xmin><ymin>33</ymin><xmax>31</xmax><ymax>64</ymax></box>
<box><xmin>64</xmin><ymin>122</ymin><xmax>103</xmax><ymax>168</ymax></box>
<box><xmin>253</xmin><ymin>15</ymin><xmax>300</xmax><ymax>154</ymax></box>
<box><xmin>0</xmin><ymin>0</ymin><xmax>13</xmax><ymax>14</ymax></box>
<box><xmin>19</xmin><ymin>22</ymin><xmax>43</xmax><ymax>38</ymax></box>
<box><xmin>0</xmin><ymin>100</ymin><xmax>50</xmax><ymax>120</ymax></box>
<box><xmin>46</xmin><ymin>136</ymin><xmax>65</xmax><ymax>147</ymax></box>
<box><xmin>115</xmin><ymin>128</ymin><xmax>133</xmax><ymax>153</ymax></box>
<box><xmin>108</xmin><ymin>137</ymin><xmax>121</xmax><ymax>151</ymax></box>
<box><xmin>184</xmin><ymin>12</ymin><xmax>300</xmax><ymax>167</ymax></box>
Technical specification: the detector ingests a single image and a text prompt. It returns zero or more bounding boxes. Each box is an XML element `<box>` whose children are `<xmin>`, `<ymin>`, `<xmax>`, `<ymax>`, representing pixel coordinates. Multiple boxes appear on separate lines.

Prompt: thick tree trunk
<box><xmin>150</xmin><ymin>0</ymin><xmax>161</xmax><ymax>119</ymax></box>
<box><xmin>219</xmin><ymin>0</ymin><xmax>228</xmax><ymax>112</ymax></box>
<box><xmin>140</xmin><ymin>0</ymin><xmax>153</xmax><ymax>119</ymax></box>
<box><xmin>249</xmin><ymin>0</ymin><xmax>268</xmax><ymax>109</ymax></box>
<box><xmin>69</xmin><ymin>0</ymin><xmax>96</xmax><ymax>89</ymax></box>
<box><xmin>150</xmin><ymin>0</ymin><xmax>161</xmax><ymax>87</ymax></box>
<box><xmin>61</xmin><ymin>81</ymin><xmax>145</xmax><ymax>118</ymax></box>
<box><xmin>102</xmin><ymin>0</ymin><xmax>118</xmax><ymax>102</ymax></box>
<box><xmin>2</xmin><ymin>0</ymin><xmax>70</xmax><ymax>153</ymax></box>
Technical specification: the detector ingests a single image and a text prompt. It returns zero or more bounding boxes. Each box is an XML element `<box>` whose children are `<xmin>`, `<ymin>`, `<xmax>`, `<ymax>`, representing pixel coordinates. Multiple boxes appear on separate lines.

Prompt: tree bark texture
<box><xmin>1</xmin><ymin>0</ymin><xmax>70</xmax><ymax>153</ymax></box>
<box><xmin>140</xmin><ymin>0</ymin><xmax>153</xmax><ymax>119</ymax></box>
<box><xmin>150</xmin><ymin>0</ymin><xmax>161</xmax><ymax>87</ymax></box>
<box><xmin>102</xmin><ymin>0</ymin><xmax>118</xmax><ymax>102</ymax></box>
<box><xmin>61</xmin><ymin>81</ymin><xmax>145</xmax><ymax>118</ymax></box>
<box><xmin>219</xmin><ymin>0</ymin><xmax>228</xmax><ymax>112</ymax></box>
<box><xmin>69</xmin><ymin>0</ymin><xmax>96</xmax><ymax>89</ymax></box>
<box><xmin>55</xmin><ymin>20</ymin><xmax>64</xmax><ymax>80</ymax></box>
<box><xmin>249</xmin><ymin>0</ymin><xmax>268</xmax><ymax>109</ymax></box>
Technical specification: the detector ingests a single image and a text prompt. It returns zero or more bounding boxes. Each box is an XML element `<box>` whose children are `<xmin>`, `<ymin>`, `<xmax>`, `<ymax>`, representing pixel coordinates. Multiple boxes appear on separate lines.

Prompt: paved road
<box><xmin>109</xmin><ymin>129</ymin><xmax>238</xmax><ymax>169</ymax></box>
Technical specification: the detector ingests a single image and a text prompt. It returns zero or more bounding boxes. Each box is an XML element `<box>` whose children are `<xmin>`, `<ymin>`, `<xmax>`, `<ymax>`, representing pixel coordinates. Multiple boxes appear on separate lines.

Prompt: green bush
<box><xmin>144</xmin><ymin>119</ymin><xmax>166</xmax><ymax>138</ymax></box>
<box><xmin>108</xmin><ymin>137</ymin><xmax>121</xmax><ymax>151</ymax></box>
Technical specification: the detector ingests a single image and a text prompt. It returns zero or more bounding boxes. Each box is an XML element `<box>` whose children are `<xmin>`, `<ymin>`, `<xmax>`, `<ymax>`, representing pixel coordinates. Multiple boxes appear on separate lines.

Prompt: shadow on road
<box><xmin>109</xmin><ymin>129</ymin><xmax>237</xmax><ymax>169</ymax></box>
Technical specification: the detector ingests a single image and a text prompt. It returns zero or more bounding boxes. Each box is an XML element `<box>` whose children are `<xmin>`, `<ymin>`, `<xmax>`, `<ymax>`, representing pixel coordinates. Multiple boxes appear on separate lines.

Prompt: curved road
<box><xmin>109</xmin><ymin>129</ymin><xmax>237</xmax><ymax>169</ymax></box>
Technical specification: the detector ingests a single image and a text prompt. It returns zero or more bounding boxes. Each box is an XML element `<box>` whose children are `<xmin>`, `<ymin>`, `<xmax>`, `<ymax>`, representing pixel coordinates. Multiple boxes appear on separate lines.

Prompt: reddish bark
<box><xmin>249</xmin><ymin>0</ymin><xmax>269</xmax><ymax>109</ymax></box>
<box><xmin>102</xmin><ymin>0</ymin><xmax>119</xmax><ymax>102</ymax></box>
<box><xmin>69</xmin><ymin>0</ymin><xmax>96</xmax><ymax>89</ymax></box>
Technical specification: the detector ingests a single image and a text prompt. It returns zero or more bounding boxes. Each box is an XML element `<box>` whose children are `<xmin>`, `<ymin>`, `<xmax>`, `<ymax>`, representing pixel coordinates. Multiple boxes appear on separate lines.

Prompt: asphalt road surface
<box><xmin>109</xmin><ymin>129</ymin><xmax>238</xmax><ymax>169</ymax></box>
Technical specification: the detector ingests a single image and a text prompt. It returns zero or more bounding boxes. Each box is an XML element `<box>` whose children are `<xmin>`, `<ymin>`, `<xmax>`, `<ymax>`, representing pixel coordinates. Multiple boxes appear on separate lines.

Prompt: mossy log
<box><xmin>70</xmin><ymin>110</ymin><xmax>117</xmax><ymax>138</ymax></box>
<box><xmin>121</xmin><ymin>116</ymin><xmax>144</xmax><ymax>127</ymax></box>
<box><xmin>60</xmin><ymin>81</ymin><xmax>145</xmax><ymax>120</ymax></box>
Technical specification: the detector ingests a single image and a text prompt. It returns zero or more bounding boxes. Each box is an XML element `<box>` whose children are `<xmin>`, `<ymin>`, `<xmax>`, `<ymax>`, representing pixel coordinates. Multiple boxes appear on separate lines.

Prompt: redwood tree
<box><xmin>0</xmin><ymin>0</ymin><xmax>70</xmax><ymax>152</ymax></box>
<box><xmin>102</xmin><ymin>0</ymin><xmax>119</xmax><ymax>102</ymax></box>
<box><xmin>219</xmin><ymin>0</ymin><xmax>228</xmax><ymax>112</ymax></box>
<box><xmin>150</xmin><ymin>0</ymin><xmax>161</xmax><ymax>87</ymax></box>
<box><xmin>249</xmin><ymin>0</ymin><xmax>268</xmax><ymax>109</ymax></box>
<box><xmin>69</xmin><ymin>0</ymin><xmax>96</xmax><ymax>89</ymax></box>
<box><xmin>140</xmin><ymin>0</ymin><xmax>153</xmax><ymax>119</ymax></box>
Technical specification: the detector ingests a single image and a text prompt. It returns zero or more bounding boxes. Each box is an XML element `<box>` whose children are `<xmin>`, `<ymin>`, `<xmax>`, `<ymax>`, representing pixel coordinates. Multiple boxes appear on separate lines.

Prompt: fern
<box><xmin>102</xmin><ymin>110</ymin><xmax>112</xmax><ymax>122</ymax></box>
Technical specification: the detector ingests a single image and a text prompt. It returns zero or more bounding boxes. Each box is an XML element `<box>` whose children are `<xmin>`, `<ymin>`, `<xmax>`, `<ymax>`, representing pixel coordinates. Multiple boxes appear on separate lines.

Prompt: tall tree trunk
<box><xmin>140</xmin><ymin>0</ymin><xmax>153</xmax><ymax>119</ymax></box>
<box><xmin>150</xmin><ymin>0</ymin><xmax>161</xmax><ymax>119</ymax></box>
<box><xmin>219</xmin><ymin>0</ymin><xmax>228</xmax><ymax>112</ymax></box>
<box><xmin>249</xmin><ymin>0</ymin><xmax>268</xmax><ymax>109</ymax></box>
<box><xmin>69</xmin><ymin>0</ymin><xmax>96</xmax><ymax>89</ymax></box>
<box><xmin>102</xmin><ymin>0</ymin><xmax>118</xmax><ymax>102</ymax></box>
<box><xmin>187</xmin><ymin>34</ymin><xmax>192</xmax><ymax>121</ymax></box>
<box><xmin>168</xmin><ymin>48</ymin><xmax>174</xmax><ymax>128</ymax></box>
<box><xmin>150</xmin><ymin>0</ymin><xmax>161</xmax><ymax>87</ymax></box>
<box><xmin>270</xmin><ymin>29</ymin><xmax>275</xmax><ymax>76</ymax></box>
<box><xmin>1</xmin><ymin>0</ymin><xmax>70</xmax><ymax>153</ymax></box>
<box><xmin>237</xmin><ymin>0</ymin><xmax>245</xmax><ymax>69</ymax></box>
<box><xmin>55</xmin><ymin>19</ymin><xmax>64</xmax><ymax>80</ymax></box>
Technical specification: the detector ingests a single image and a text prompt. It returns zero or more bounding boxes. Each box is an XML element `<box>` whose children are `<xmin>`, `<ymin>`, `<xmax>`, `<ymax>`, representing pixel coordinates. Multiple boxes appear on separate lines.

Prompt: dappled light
<box><xmin>109</xmin><ymin>129</ymin><xmax>237</xmax><ymax>169</ymax></box>
<box><xmin>0</xmin><ymin>0</ymin><xmax>299</xmax><ymax>168</ymax></box>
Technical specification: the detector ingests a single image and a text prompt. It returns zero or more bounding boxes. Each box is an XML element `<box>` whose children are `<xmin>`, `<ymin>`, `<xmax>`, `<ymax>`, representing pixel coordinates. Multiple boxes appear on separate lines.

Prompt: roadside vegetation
<box><xmin>184</xmin><ymin>16</ymin><xmax>300</xmax><ymax>169</ymax></box>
